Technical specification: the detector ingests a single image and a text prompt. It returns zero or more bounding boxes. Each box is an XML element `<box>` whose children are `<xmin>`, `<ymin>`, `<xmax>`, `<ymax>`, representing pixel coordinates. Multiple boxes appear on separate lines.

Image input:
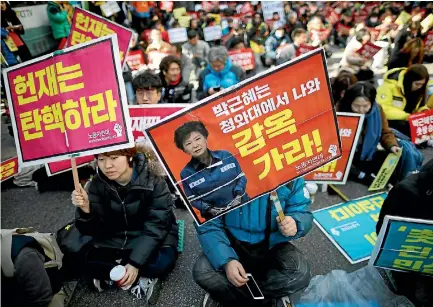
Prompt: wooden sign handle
<box><xmin>71</xmin><ymin>158</ymin><xmax>81</xmax><ymax>191</ymax></box>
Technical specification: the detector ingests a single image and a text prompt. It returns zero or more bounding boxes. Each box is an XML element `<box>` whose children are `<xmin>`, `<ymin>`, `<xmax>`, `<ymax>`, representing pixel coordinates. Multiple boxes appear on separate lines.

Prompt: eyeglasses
<box><xmin>136</xmin><ymin>88</ymin><xmax>157</xmax><ymax>97</ymax></box>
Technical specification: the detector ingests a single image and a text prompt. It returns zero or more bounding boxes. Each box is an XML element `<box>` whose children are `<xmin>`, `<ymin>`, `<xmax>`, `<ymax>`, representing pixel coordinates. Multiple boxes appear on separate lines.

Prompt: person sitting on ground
<box><xmin>264</xmin><ymin>21</ymin><xmax>290</xmax><ymax>66</ymax></box>
<box><xmin>390</xmin><ymin>19</ymin><xmax>423</xmax><ymax>61</ymax></box>
<box><xmin>337</xmin><ymin>82</ymin><xmax>423</xmax><ymax>186</ymax></box>
<box><xmin>146</xmin><ymin>28</ymin><xmax>171</xmax><ymax>53</ymax></box>
<box><xmin>159</xmin><ymin>55</ymin><xmax>193</xmax><ymax>104</ymax></box>
<box><xmin>376</xmin><ymin>158</ymin><xmax>433</xmax><ymax>307</ymax></box>
<box><xmin>276</xmin><ymin>28</ymin><xmax>308</xmax><ymax>65</ymax></box>
<box><xmin>246</xmin><ymin>13</ymin><xmax>269</xmax><ymax>51</ymax></box>
<box><xmin>333</xmin><ymin>8</ymin><xmax>354</xmax><ymax>48</ymax></box>
<box><xmin>71</xmin><ymin>146</ymin><xmax>179</xmax><ymax>304</ymax></box>
<box><xmin>387</xmin><ymin>37</ymin><xmax>425</xmax><ymax>70</ymax></box>
<box><xmin>307</xmin><ymin>15</ymin><xmax>333</xmax><ymax>57</ymax></box>
<box><xmin>376</xmin><ymin>64</ymin><xmax>433</xmax><ymax>138</ymax></box>
<box><xmin>182</xmin><ymin>29</ymin><xmax>210</xmax><ymax>76</ymax></box>
<box><xmin>197</xmin><ymin>46</ymin><xmax>246</xmax><ymax>99</ymax></box>
<box><xmin>331</xmin><ymin>71</ymin><xmax>358</xmax><ymax>105</ymax></box>
<box><xmin>285</xmin><ymin>11</ymin><xmax>305</xmax><ymax>41</ymax></box>
<box><xmin>132</xmin><ymin>71</ymin><xmax>162</xmax><ymax>105</ymax></box>
<box><xmin>193</xmin><ymin>179</ymin><xmax>313</xmax><ymax>307</ymax></box>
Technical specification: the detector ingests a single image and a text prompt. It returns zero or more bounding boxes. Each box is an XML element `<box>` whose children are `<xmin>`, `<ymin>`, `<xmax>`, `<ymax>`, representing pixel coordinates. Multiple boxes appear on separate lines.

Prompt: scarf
<box><xmin>360</xmin><ymin>103</ymin><xmax>382</xmax><ymax>161</ymax></box>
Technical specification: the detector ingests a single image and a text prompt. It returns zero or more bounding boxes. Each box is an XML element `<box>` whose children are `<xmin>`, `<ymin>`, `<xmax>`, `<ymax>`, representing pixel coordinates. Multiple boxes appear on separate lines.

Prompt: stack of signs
<box><xmin>168</xmin><ymin>28</ymin><xmax>188</xmax><ymax>44</ymax></box>
<box><xmin>408</xmin><ymin>109</ymin><xmax>433</xmax><ymax>145</ymax></box>
<box><xmin>356</xmin><ymin>42</ymin><xmax>382</xmax><ymax>60</ymax></box>
<box><xmin>304</xmin><ymin>113</ymin><xmax>364</xmax><ymax>184</ymax></box>
<box><xmin>0</xmin><ymin>156</ymin><xmax>19</xmax><ymax>182</ymax></box>
<box><xmin>370</xmin><ymin>216</ymin><xmax>433</xmax><ymax>276</ymax></box>
<box><xmin>67</xmin><ymin>7</ymin><xmax>133</xmax><ymax>67</ymax></box>
<box><xmin>204</xmin><ymin>26</ymin><xmax>222</xmax><ymax>41</ymax></box>
<box><xmin>144</xmin><ymin>49</ymin><xmax>342</xmax><ymax>225</ymax></box>
<box><xmin>228</xmin><ymin>48</ymin><xmax>255</xmax><ymax>71</ymax></box>
<box><xmin>314</xmin><ymin>192</ymin><xmax>388</xmax><ymax>264</ymax></box>
<box><xmin>2</xmin><ymin>36</ymin><xmax>134</xmax><ymax>168</ymax></box>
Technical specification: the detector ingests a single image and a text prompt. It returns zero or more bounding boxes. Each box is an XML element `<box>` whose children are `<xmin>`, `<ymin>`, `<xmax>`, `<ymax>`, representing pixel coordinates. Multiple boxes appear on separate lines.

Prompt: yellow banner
<box><xmin>4</xmin><ymin>36</ymin><xmax>18</xmax><ymax>52</ymax></box>
<box><xmin>421</xmin><ymin>14</ymin><xmax>433</xmax><ymax>30</ymax></box>
<box><xmin>395</xmin><ymin>11</ymin><xmax>411</xmax><ymax>26</ymax></box>
<box><xmin>173</xmin><ymin>7</ymin><xmax>186</xmax><ymax>20</ymax></box>
<box><xmin>368</xmin><ymin>149</ymin><xmax>403</xmax><ymax>191</ymax></box>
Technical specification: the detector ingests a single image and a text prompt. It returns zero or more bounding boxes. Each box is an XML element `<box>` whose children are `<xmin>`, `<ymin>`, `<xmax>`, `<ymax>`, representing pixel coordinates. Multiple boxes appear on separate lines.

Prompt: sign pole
<box><xmin>328</xmin><ymin>184</ymin><xmax>349</xmax><ymax>202</ymax></box>
<box><xmin>71</xmin><ymin>158</ymin><xmax>81</xmax><ymax>191</ymax></box>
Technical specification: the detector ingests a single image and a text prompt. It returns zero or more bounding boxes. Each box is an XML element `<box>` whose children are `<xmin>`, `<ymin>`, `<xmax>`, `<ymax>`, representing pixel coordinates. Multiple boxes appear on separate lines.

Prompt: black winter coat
<box><xmin>75</xmin><ymin>153</ymin><xmax>178</xmax><ymax>268</ymax></box>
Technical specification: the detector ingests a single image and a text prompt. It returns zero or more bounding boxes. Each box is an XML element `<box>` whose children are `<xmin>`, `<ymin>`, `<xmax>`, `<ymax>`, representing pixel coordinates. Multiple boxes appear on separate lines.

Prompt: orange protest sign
<box><xmin>296</xmin><ymin>44</ymin><xmax>318</xmax><ymax>57</ymax></box>
<box><xmin>228</xmin><ymin>48</ymin><xmax>255</xmax><ymax>71</ymax></box>
<box><xmin>145</xmin><ymin>49</ymin><xmax>342</xmax><ymax>225</ymax></box>
<box><xmin>0</xmin><ymin>156</ymin><xmax>19</xmax><ymax>182</ymax></box>
<box><xmin>304</xmin><ymin>113</ymin><xmax>364</xmax><ymax>184</ymax></box>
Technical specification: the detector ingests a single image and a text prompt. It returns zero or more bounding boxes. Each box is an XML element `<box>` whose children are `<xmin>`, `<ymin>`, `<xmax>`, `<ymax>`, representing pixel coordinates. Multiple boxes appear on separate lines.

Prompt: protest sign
<box><xmin>335</xmin><ymin>23</ymin><xmax>351</xmax><ymax>36</ymax></box>
<box><xmin>168</xmin><ymin>28</ymin><xmax>188</xmax><ymax>44</ymax></box>
<box><xmin>370</xmin><ymin>216</ymin><xmax>433</xmax><ymax>275</ymax></box>
<box><xmin>173</xmin><ymin>7</ymin><xmax>187</xmax><ymax>20</ymax></box>
<box><xmin>296</xmin><ymin>44</ymin><xmax>318</xmax><ymax>57</ymax></box>
<box><xmin>0</xmin><ymin>156</ymin><xmax>19</xmax><ymax>182</ymax></box>
<box><xmin>367</xmin><ymin>27</ymin><xmax>381</xmax><ymax>41</ymax></box>
<box><xmin>204</xmin><ymin>26</ymin><xmax>222</xmax><ymax>41</ymax></box>
<box><xmin>309</xmin><ymin>28</ymin><xmax>332</xmax><ymax>42</ymax></box>
<box><xmin>356</xmin><ymin>41</ymin><xmax>382</xmax><ymax>60</ymax></box>
<box><xmin>46</xmin><ymin>155</ymin><xmax>94</xmax><ymax>176</ymax></box>
<box><xmin>145</xmin><ymin>49</ymin><xmax>342</xmax><ymax>225</ymax></box>
<box><xmin>368</xmin><ymin>149</ymin><xmax>403</xmax><ymax>191</ymax></box>
<box><xmin>262</xmin><ymin>1</ymin><xmax>285</xmax><ymax>24</ymax></box>
<box><xmin>129</xmin><ymin>104</ymin><xmax>187</xmax><ymax>144</ymax></box>
<box><xmin>326</xmin><ymin>9</ymin><xmax>341</xmax><ymax>25</ymax></box>
<box><xmin>126</xmin><ymin>50</ymin><xmax>145</xmax><ymax>71</ymax></box>
<box><xmin>424</xmin><ymin>31</ymin><xmax>433</xmax><ymax>52</ymax></box>
<box><xmin>305</xmin><ymin>113</ymin><xmax>364</xmax><ymax>184</ymax></box>
<box><xmin>67</xmin><ymin>7</ymin><xmax>133</xmax><ymax>67</ymax></box>
<box><xmin>207</xmin><ymin>14</ymin><xmax>222</xmax><ymax>25</ymax></box>
<box><xmin>395</xmin><ymin>11</ymin><xmax>411</xmax><ymax>26</ymax></box>
<box><xmin>239</xmin><ymin>2</ymin><xmax>254</xmax><ymax>16</ymax></box>
<box><xmin>314</xmin><ymin>192</ymin><xmax>388</xmax><ymax>264</ymax></box>
<box><xmin>228</xmin><ymin>48</ymin><xmax>255</xmax><ymax>71</ymax></box>
<box><xmin>409</xmin><ymin>109</ymin><xmax>433</xmax><ymax>144</ymax></box>
<box><xmin>160</xmin><ymin>1</ymin><xmax>173</xmax><ymax>12</ymax></box>
<box><xmin>100</xmin><ymin>1</ymin><xmax>121</xmax><ymax>18</ymax></box>
<box><xmin>421</xmin><ymin>14</ymin><xmax>433</xmax><ymax>31</ymax></box>
<box><xmin>146</xmin><ymin>51</ymin><xmax>170</xmax><ymax>70</ymax></box>
<box><xmin>3</xmin><ymin>35</ymin><xmax>134</xmax><ymax>167</ymax></box>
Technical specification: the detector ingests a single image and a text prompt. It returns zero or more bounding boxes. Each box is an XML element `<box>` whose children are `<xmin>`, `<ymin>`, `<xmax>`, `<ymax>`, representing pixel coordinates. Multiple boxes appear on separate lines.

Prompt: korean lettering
<box><xmin>75</xmin><ymin>12</ymin><xmax>90</xmax><ymax>32</ymax></box>
<box><xmin>20</xmin><ymin>109</ymin><xmax>43</xmax><ymax>140</ymax></box>
<box><xmin>292</xmin><ymin>78</ymin><xmax>321</xmax><ymax>100</ymax></box>
<box><xmin>14</xmin><ymin>73</ymin><xmax>37</xmax><ymax>105</ymax></box>
<box><xmin>41</xmin><ymin>103</ymin><xmax>65</xmax><ymax>132</ymax></box>
<box><xmin>56</xmin><ymin>62</ymin><xmax>85</xmax><ymax>93</ymax></box>
<box><xmin>70</xmin><ymin>30</ymin><xmax>92</xmax><ymax>45</ymax></box>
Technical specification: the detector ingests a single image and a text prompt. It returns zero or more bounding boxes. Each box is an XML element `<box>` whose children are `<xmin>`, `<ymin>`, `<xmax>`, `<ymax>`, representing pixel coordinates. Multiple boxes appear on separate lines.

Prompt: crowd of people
<box><xmin>1</xmin><ymin>1</ymin><xmax>433</xmax><ymax>307</ymax></box>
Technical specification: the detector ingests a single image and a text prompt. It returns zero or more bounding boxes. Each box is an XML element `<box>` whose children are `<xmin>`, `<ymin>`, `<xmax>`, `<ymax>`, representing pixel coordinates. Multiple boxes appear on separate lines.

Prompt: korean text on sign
<box><xmin>409</xmin><ymin>109</ymin><xmax>433</xmax><ymax>144</ymax></box>
<box><xmin>0</xmin><ymin>157</ymin><xmax>19</xmax><ymax>182</ymax></box>
<box><xmin>145</xmin><ymin>49</ymin><xmax>341</xmax><ymax>225</ymax></box>
<box><xmin>68</xmin><ymin>7</ymin><xmax>133</xmax><ymax>66</ymax></box>
<box><xmin>3</xmin><ymin>35</ymin><xmax>134</xmax><ymax>166</ymax></box>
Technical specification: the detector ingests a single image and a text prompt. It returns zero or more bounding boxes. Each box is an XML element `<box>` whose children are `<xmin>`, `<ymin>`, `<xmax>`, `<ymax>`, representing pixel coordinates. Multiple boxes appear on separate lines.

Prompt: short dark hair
<box><xmin>338</xmin><ymin>82</ymin><xmax>377</xmax><ymax>113</ymax></box>
<box><xmin>132</xmin><ymin>72</ymin><xmax>162</xmax><ymax>92</ymax></box>
<box><xmin>187</xmin><ymin>29</ymin><xmax>198</xmax><ymax>40</ymax></box>
<box><xmin>291</xmin><ymin>28</ymin><xmax>306</xmax><ymax>41</ymax></box>
<box><xmin>174</xmin><ymin>121</ymin><xmax>209</xmax><ymax>150</ymax></box>
<box><xmin>159</xmin><ymin>55</ymin><xmax>181</xmax><ymax>73</ymax></box>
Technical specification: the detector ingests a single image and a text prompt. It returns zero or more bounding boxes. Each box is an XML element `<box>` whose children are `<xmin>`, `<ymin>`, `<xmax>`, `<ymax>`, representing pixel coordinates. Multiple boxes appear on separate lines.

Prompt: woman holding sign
<box><xmin>71</xmin><ymin>146</ymin><xmax>178</xmax><ymax>303</ymax></box>
<box><xmin>337</xmin><ymin>82</ymin><xmax>423</xmax><ymax>185</ymax></box>
<box><xmin>174</xmin><ymin>121</ymin><xmax>249</xmax><ymax>219</ymax></box>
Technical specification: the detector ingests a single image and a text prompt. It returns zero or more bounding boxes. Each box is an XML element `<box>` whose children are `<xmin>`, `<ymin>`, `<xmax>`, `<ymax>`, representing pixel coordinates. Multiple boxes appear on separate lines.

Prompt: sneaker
<box><xmin>92</xmin><ymin>279</ymin><xmax>113</xmax><ymax>292</ymax></box>
<box><xmin>201</xmin><ymin>293</ymin><xmax>224</xmax><ymax>307</ymax></box>
<box><xmin>275</xmin><ymin>296</ymin><xmax>292</xmax><ymax>307</ymax></box>
<box><xmin>130</xmin><ymin>277</ymin><xmax>161</xmax><ymax>305</ymax></box>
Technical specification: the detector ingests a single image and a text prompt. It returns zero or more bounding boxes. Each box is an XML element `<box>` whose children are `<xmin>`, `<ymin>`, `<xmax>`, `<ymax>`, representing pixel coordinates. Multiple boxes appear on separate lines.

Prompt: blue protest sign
<box><xmin>313</xmin><ymin>192</ymin><xmax>388</xmax><ymax>264</ymax></box>
<box><xmin>370</xmin><ymin>216</ymin><xmax>433</xmax><ymax>275</ymax></box>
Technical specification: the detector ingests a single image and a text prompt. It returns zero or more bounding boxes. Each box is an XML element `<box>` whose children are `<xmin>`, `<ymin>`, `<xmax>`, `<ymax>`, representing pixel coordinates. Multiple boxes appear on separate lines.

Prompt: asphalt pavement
<box><xmin>2</xmin><ymin>50</ymin><xmax>433</xmax><ymax>307</ymax></box>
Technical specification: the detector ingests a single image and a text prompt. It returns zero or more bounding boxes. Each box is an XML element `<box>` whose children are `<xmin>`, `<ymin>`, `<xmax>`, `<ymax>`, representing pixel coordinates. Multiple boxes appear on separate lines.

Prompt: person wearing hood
<box><xmin>71</xmin><ymin>146</ymin><xmax>179</xmax><ymax>303</ymax></box>
<box><xmin>46</xmin><ymin>1</ymin><xmax>71</xmax><ymax>48</ymax></box>
<box><xmin>375</xmin><ymin>158</ymin><xmax>433</xmax><ymax>306</ymax></box>
<box><xmin>337</xmin><ymin>82</ymin><xmax>423</xmax><ymax>186</ymax></box>
<box><xmin>376</xmin><ymin>64</ymin><xmax>433</xmax><ymax>138</ymax></box>
<box><xmin>264</xmin><ymin>21</ymin><xmax>290</xmax><ymax>66</ymax></box>
<box><xmin>197</xmin><ymin>46</ymin><xmax>246</xmax><ymax>100</ymax></box>
<box><xmin>159</xmin><ymin>55</ymin><xmax>193</xmax><ymax>104</ymax></box>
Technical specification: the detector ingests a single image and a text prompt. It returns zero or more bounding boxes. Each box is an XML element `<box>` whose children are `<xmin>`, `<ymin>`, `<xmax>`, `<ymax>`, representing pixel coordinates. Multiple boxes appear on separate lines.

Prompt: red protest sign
<box><xmin>129</xmin><ymin>104</ymin><xmax>187</xmax><ymax>144</ymax></box>
<box><xmin>304</xmin><ymin>112</ymin><xmax>364</xmax><ymax>184</ymax></box>
<box><xmin>145</xmin><ymin>49</ymin><xmax>342</xmax><ymax>225</ymax></box>
<box><xmin>367</xmin><ymin>27</ymin><xmax>381</xmax><ymax>41</ymax></box>
<box><xmin>0</xmin><ymin>156</ymin><xmax>19</xmax><ymax>182</ymax></box>
<box><xmin>3</xmin><ymin>36</ymin><xmax>134</xmax><ymax>167</ymax></box>
<box><xmin>356</xmin><ymin>41</ymin><xmax>382</xmax><ymax>59</ymax></box>
<box><xmin>46</xmin><ymin>155</ymin><xmax>94</xmax><ymax>176</ymax></box>
<box><xmin>239</xmin><ymin>2</ymin><xmax>254</xmax><ymax>16</ymax></box>
<box><xmin>296</xmin><ymin>44</ymin><xmax>318</xmax><ymax>57</ymax></box>
<box><xmin>126</xmin><ymin>50</ymin><xmax>145</xmax><ymax>71</ymax></box>
<box><xmin>310</xmin><ymin>28</ymin><xmax>332</xmax><ymax>42</ymax></box>
<box><xmin>335</xmin><ymin>23</ymin><xmax>352</xmax><ymax>36</ymax></box>
<box><xmin>67</xmin><ymin>7</ymin><xmax>133</xmax><ymax>67</ymax></box>
<box><xmin>160</xmin><ymin>1</ymin><xmax>173</xmax><ymax>12</ymax></box>
<box><xmin>424</xmin><ymin>31</ymin><xmax>433</xmax><ymax>52</ymax></box>
<box><xmin>409</xmin><ymin>109</ymin><xmax>433</xmax><ymax>144</ymax></box>
<box><xmin>228</xmin><ymin>48</ymin><xmax>255</xmax><ymax>71</ymax></box>
<box><xmin>326</xmin><ymin>9</ymin><xmax>341</xmax><ymax>25</ymax></box>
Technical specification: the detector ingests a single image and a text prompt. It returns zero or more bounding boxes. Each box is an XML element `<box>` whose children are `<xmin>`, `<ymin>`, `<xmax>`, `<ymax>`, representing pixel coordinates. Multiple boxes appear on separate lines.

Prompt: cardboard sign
<box><xmin>409</xmin><ymin>109</ymin><xmax>433</xmax><ymax>144</ymax></box>
<box><xmin>228</xmin><ymin>48</ymin><xmax>255</xmax><ymax>71</ymax></box>
<box><xmin>46</xmin><ymin>155</ymin><xmax>94</xmax><ymax>176</ymax></box>
<box><xmin>204</xmin><ymin>26</ymin><xmax>222</xmax><ymax>41</ymax></box>
<box><xmin>370</xmin><ymin>216</ymin><xmax>433</xmax><ymax>275</ymax></box>
<box><xmin>368</xmin><ymin>149</ymin><xmax>403</xmax><ymax>191</ymax></box>
<box><xmin>146</xmin><ymin>51</ymin><xmax>170</xmax><ymax>70</ymax></box>
<box><xmin>309</xmin><ymin>28</ymin><xmax>332</xmax><ymax>42</ymax></box>
<box><xmin>367</xmin><ymin>27</ymin><xmax>381</xmax><ymax>41</ymax></box>
<box><xmin>145</xmin><ymin>49</ymin><xmax>342</xmax><ymax>225</ymax></box>
<box><xmin>3</xmin><ymin>36</ymin><xmax>134</xmax><ymax>167</ymax></box>
<box><xmin>129</xmin><ymin>104</ymin><xmax>187</xmax><ymax>144</ymax></box>
<box><xmin>335</xmin><ymin>23</ymin><xmax>351</xmax><ymax>36</ymax></box>
<box><xmin>296</xmin><ymin>44</ymin><xmax>318</xmax><ymax>57</ymax></box>
<box><xmin>0</xmin><ymin>156</ymin><xmax>19</xmax><ymax>182</ymax></box>
<box><xmin>100</xmin><ymin>1</ymin><xmax>121</xmax><ymax>18</ymax></box>
<box><xmin>168</xmin><ymin>28</ymin><xmax>188</xmax><ymax>44</ymax></box>
<box><xmin>314</xmin><ymin>192</ymin><xmax>388</xmax><ymax>264</ymax></box>
<box><xmin>304</xmin><ymin>113</ymin><xmax>364</xmax><ymax>185</ymax></box>
<box><xmin>67</xmin><ymin>7</ymin><xmax>133</xmax><ymax>67</ymax></box>
<box><xmin>262</xmin><ymin>1</ymin><xmax>285</xmax><ymax>24</ymax></box>
<box><xmin>326</xmin><ymin>8</ymin><xmax>341</xmax><ymax>25</ymax></box>
<box><xmin>125</xmin><ymin>50</ymin><xmax>145</xmax><ymax>71</ymax></box>
<box><xmin>395</xmin><ymin>11</ymin><xmax>411</xmax><ymax>26</ymax></box>
<box><xmin>356</xmin><ymin>41</ymin><xmax>382</xmax><ymax>59</ymax></box>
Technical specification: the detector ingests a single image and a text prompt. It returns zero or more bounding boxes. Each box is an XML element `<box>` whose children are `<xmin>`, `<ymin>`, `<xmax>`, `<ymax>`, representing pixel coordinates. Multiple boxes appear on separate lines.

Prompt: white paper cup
<box><xmin>110</xmin><ymin>265</ymin><xmax>131</xmax><ymax>290</ymax></box>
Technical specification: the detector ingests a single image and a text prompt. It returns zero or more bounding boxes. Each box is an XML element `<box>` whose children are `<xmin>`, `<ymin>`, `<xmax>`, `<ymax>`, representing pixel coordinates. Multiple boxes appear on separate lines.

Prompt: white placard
<box><xmin>101</xmin><ymin>1</ymin><xmax>121</xmax><ymax>18</ymax></box>
<box><xmin>262</xmin><ymin>1</ymin><xmax>285</xmax><ymax>23</ymax></box>
<box><xmin>203</xmin><ymin>25</ymin><xmax>222</xmax><ymax>41</ymax></box>
<box><xmin>168</xmin><ymin>28</ymin><xmax>188</xmax><ymax>44</ymax></box>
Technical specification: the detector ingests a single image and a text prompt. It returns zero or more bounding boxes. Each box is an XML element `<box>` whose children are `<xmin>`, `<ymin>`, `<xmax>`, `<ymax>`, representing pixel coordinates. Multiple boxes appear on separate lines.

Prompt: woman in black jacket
<box><xmin>72</xmin><ymin>146</ymin><xmax>178</xmax><ymax>303</ymax></box>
